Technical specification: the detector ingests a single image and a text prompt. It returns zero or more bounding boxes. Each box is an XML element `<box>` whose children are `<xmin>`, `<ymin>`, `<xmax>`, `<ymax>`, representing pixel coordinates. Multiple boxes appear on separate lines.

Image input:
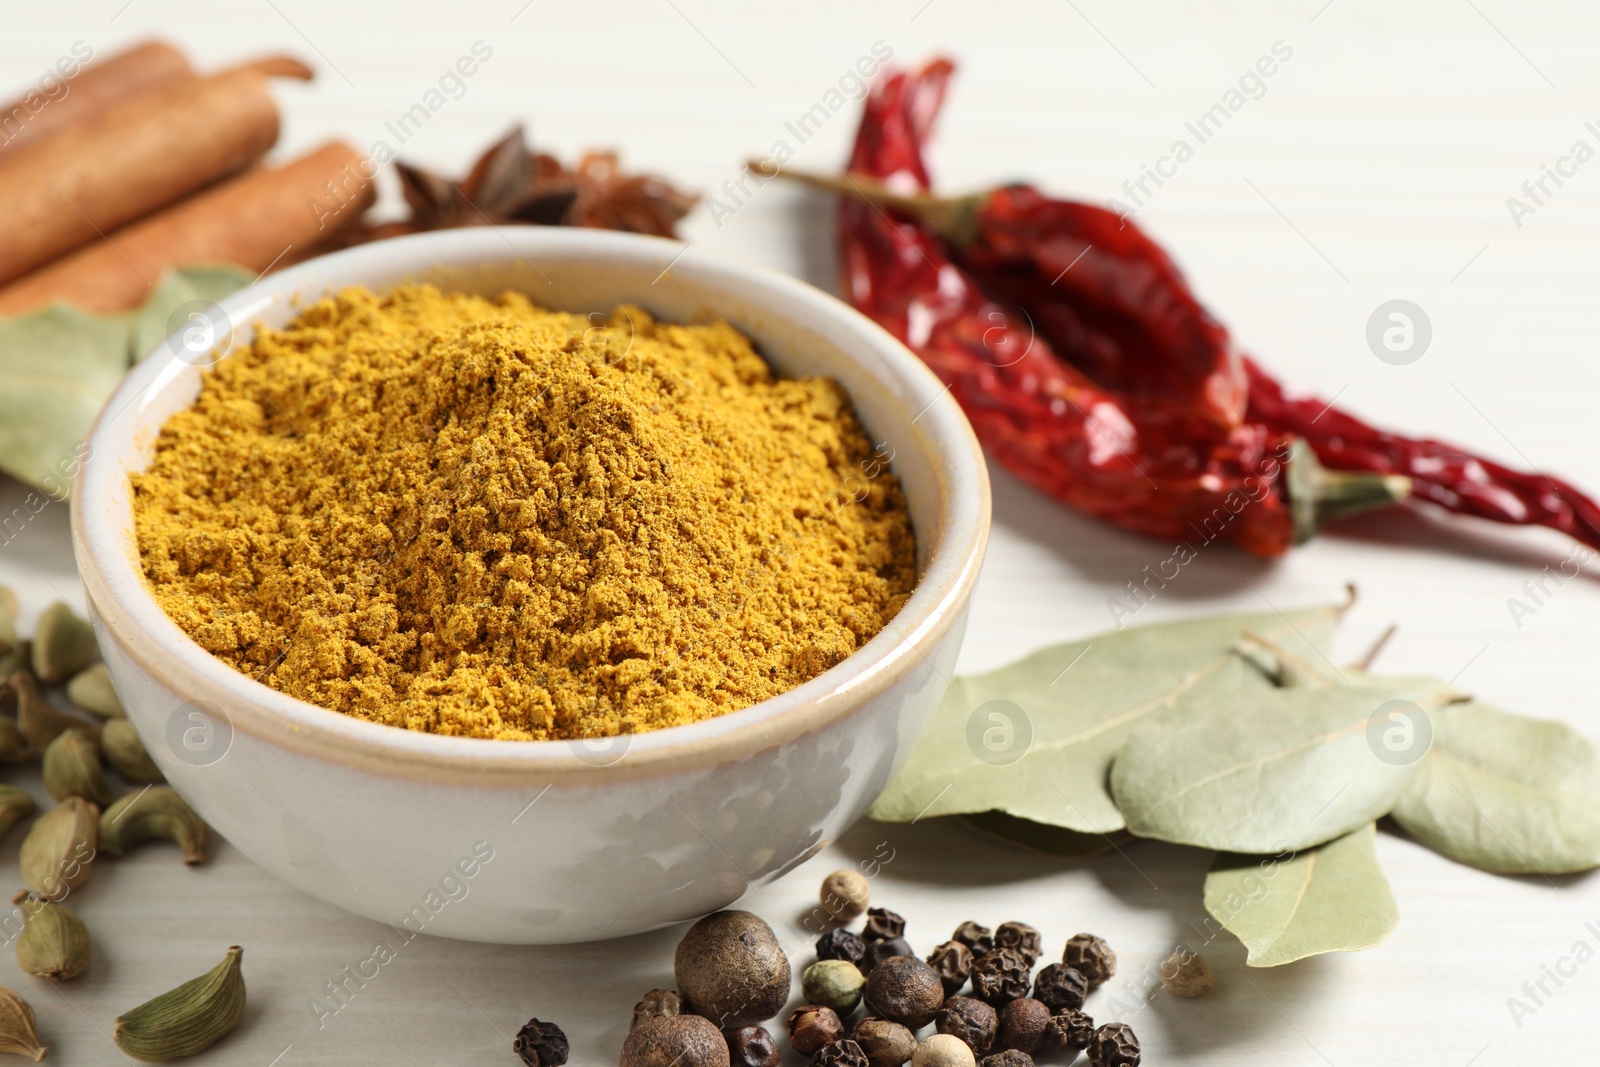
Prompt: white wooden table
<box><xmin>5</xmin><ymin>1</ymin><xmax>1600</xmax><ymax>1062</ymax></box>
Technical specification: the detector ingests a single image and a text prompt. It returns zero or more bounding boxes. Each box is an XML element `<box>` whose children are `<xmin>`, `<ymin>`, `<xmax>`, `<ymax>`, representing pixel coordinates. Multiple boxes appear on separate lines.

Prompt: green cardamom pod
<box><xmin>31</xmin><ymin>602</ymin><xmax>97</xmax><ymax>685</ymax></box>
<box><xmin>0</xmin><ymin>786</ymin><xmax>37</xmax><ymax>841</ymax></box>
<box><xmin>113</xmin><ymin>946</ymin><xmax>244</xmax><ymax>1062</ymax></box>
<box><xmin>102</xmin><ymin>720</ymin><xmax>165</xmax><ymax>785</ymax></box>
<box><xmin>0</xmin><ymin>985</ymin><xmax>45</xmax><ymax>1061</ymax></box>
<box><xmin>66</xmin><ymin>663</ymin><xmax>124</xmax><ymax>719</ymax></box>
<box><xmin>0</xmin><ymin>587</ymin><xmax>16</xmax><ymax>657</ymax></box>
<box><xmin>0</xmin><ymin>649</ymin><xmax>26</xmax><ymax>716</ymax></box>
<box><xmin>101</xmin><ymin>787</ymin><xmax>205</xmax><ymax>864</ymax></box>
<box><xmin>0</xmin><ymin>717</ymin><xmax>29</xmax><ymax>764</ymax></box>
<box><xmin>12</xmin><ymin>671</ymin><xmax>100</xmax><ymax>753</ymax></box>
<box><xmin>13</xmin><ymin>890</ymin><xmax>90</xmax><ymax>981</ymax></box>
<box><xmin>20</xmin><ymin>796</ymin><xmax>98</xmax><ymax>901</ymax></box>
<box><xmin>42</xmin><ymin>728</ymin><xmax>116</xmax><ymax>806</ymax></box>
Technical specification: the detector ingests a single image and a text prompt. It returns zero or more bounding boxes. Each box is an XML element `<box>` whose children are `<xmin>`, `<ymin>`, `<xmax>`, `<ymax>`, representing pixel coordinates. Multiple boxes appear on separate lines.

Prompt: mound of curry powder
<box><xmin>132</xmin><ymin>285</ymin><xmax>917</xmax><ymax>740</ymax></box>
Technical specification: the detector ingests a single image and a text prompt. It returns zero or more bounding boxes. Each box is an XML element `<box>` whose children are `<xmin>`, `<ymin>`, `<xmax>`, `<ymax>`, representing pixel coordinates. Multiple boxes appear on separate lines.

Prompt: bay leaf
<box><xmin>869</xmin><ymin>602</ymin><xmax>1347</xmax><ymax>834</ymax></box>
<box><xmin>1203</xmin><ymin>822</ymin><xmax>1397</xmax><ymax>966</ymax></box>
<box><xmin>1110</xmin><ymin>676</ymin><xmax>1456</xmax><ymax>852</ymax></box>
<box><xmin>961</xmin><ymin>810</ymin><xmax>1133</xmax><ymax>858</ymax></box>
<box><xmin>0</xmin><ymin>265</ymin><xmax>252</xmax><ymax>494</ymax></box>
<box><xmin>1391</xmin><ymin>699</ymin><xmax>1600</xmax><ymax>874</ymax></box>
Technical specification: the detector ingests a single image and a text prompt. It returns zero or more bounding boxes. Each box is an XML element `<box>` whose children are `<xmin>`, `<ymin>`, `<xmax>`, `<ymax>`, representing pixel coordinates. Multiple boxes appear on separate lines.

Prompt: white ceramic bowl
<box><xmin>71</xmin><ymin>228</ymin><xmax>990</xmax><ymax>944</ymax></box>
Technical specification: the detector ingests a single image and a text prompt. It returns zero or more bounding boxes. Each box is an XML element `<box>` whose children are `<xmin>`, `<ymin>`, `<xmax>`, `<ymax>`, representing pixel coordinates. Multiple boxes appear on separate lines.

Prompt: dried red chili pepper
<box><xmin>756</xmin><ymin>59</ymin><xmax>1402</xmax><ymax>556</ymax></box>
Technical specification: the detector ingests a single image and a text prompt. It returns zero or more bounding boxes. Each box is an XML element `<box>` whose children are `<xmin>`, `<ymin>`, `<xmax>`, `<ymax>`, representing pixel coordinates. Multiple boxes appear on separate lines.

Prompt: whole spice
<box><xmin>134</xmin><ymin>286</ymin><xmax>916</xmax><ymax>739</ymax></box>
<box><xmin>863</xmin><ymin>936</ymin><xmax>914</xmax><ymax>972</ymax></box>
<box><xmin>1086</xmin><ymin>1023</ymin><xmax>1140</xmax><ymax>1067</ymax></box>
<box><xmin>911</xmin><ymin>1033</ymin><xmax>976</xmax><ymax>1067</ymax></box>
<box><xmin>934</xmin><ymin>996</ymin><xmax>996</xmax><ymax>1055</ymax></box>
<box><xmin>724</xmin><ymin>1025</ymin><xmax>779</xmax><ymax>1067</ymax></box>
<box><xmin>99</xmin><ymin>786</ymin><xmax>207</xmax><ymax>864</ymax></box>
<box><xmin>20</xmin><ymin>795</ymin><xmax>97</xmax><ymax>900</ymax></box>
<box><xmin>817</xmin><ymin>927</ymin><xmax>867</xmax><ymax>965</ymax></box>
<box><xmin>995</xmin><ymin>999</ymin><xmax>1049</xmax><ymax>1054</ymax></box>
<box><xmin>65</xmin><ymin>663</ymin><xmax>124</xmax><ymax>718</ymax></box>
<box><xmin>851</xmin><ymin>1018</ymin><xmax>916</xmax><ymax>1067</ymax></box>
<box><xmin>980</xmin><ymin>1054</ymin><xmax>1033</xmax><ymax>1067</ymax></box>
<box><xmin>926</xmin><ymin>939</ymin><xmax>973</xmax><ymax>995</ymax></box>
<box><xmin>992</xmin><ymin>923</ymin><xmax>1041</xmax><ymax>966</ymax></box>
<box><xmin>674</xmin><ymin>912</ymin><xmax>790</xmax><ymax>1028</ymax></box>
<box><xmin>0</xmin><ymin>717</ymin><xmax>26</xmax><ymax>764</ymax></box>
<box><xmin>970</xmin><ymin>948</ymin><xmax>1031</xmax><ymax>1007</ymax></box>
<box><xmin>102</xmin><ymin>720</ymin><xmax>166</xmax><ymax>784</ymax></box>
<box><xmin>30</xmin><ymin>602</ymin><xmax>99</xmax><ymax>685</ymax></box>
<box><xmin>952</xmin><ymin>922</ymin><xmax>994</xmax><ymax>957</ymax></box>
<box><xmin>0</xmin><ymin>588</ymin><xmax>13</xmax><ymax>654</ymax></box>
<box><xmin>862</xmin><ymin>907</ymin><xmax>906</xmax><ymax>943</ymax></box>
<box><xmin>787</xmin><ymin>1006</ymin><xmax>844</xmax><ymax>1054</ymax></box>
<box><xmin>42</xmin><ymin>728</ymin><xmax>116</xmax><ymax>806</ymax></box>
<box><xmin>861</xmin><ymin>955</ymin><xmax>944</xmax><ymax>1030</ymax></box>
<box><xmin>1031</xmin><ymin>964</ymin><xmax>1087</xmax><ymax>1012</ymax></box>
<box><xmin>631</xmin><ymin>989</ymin><xmax>682</xmax><ymax>1031</ymax></box>
<box><xmin>0</xmin><ymin>986</ymin><xmax>45</xmax><ymax>1061</ymax></box>
<box><xmin>621</xmin><ymin>1014</ymin><xmax>729</xmax><ymax>1067</ymax></box>
<box><xmin>1062</xmin><ymin>934</ymin><xmax>1117</xmax><ymax>991</ymax></box>
<box><xmin>0</xmin><ymin>40</ymin><xmax>195</xmax><ymax>158</ymax></box>
<box><xmin>803</xmin><ymin>960</ymin><xmax>866</xmax><ymax>1015</ymax></box>
<box><xmin>13</xmin><ymin>891</ymin><xmax>90</xmax><ymax>982</ymax></box>
<box><xmin>12</xmin><ymin>671</ymin><xmax>101</xmax><ymax>752</ymax></box>
<box><xmin>820</xmin><ymin>868</ymin><xmax>871</xmax><ymax>921</ymax></box>
<box><xmin>512</xmin><ymin>1017</ymin><xmax>570</xmax><ymax>1067</ymax></box>
<box><xmin>113</xmin><ymin>945</ymin><xmax>245</xmax><ymax>1061</ymax></box>
<box><xmin>1043</xmin><ymin>1009</ymin><xmax>1095</xmax><ymax>1055</ymax></box>
<box><xmin>1159</xmin><ymin>949</ymin><xmax>1213</xmax><ymax>998</ymax></box>
<box><xmin>815</xmin><ymin>1040</ymin><xmax>871</xmax><ymax>1067</ymax></box>
<box><xmin>0</xmin><ymin>787</ymin><xmax>35</xmax><ymax>840</ymax></box>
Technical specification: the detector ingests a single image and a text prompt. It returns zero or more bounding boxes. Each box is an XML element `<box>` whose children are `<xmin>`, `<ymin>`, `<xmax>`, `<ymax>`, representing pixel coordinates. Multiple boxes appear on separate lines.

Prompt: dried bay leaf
<box><xmin>0</xmin><ymin>265</ymin><xmax>250</xmax><ymax>493</ymax></box>
<box><xmin>1204</xmin><ymin>823</ymin><xmax>1397</xmax><ymax>966</ymax></box>
<box><xmin>961</xmin><ymin>811</ymin><xmax>1133</xmax><ymax>858</ymax></box>
<box><xmin>869</xmin><ymin>602</ymin><xmax>1347</xmax><ymax>834</ymax></box>
<box><xmin>1391</xmin><ymin>700</ymin><xmax>1600</xmax><ymax>874</ymax></box>
<box><xmin>1111</xmin><ymin>677</ymin><xmax>1458</xmax><ymax>852</ymax></box>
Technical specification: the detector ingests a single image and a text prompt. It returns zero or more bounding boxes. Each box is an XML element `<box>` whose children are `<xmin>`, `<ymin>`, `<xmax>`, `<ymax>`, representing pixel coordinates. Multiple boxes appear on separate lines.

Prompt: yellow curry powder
<box><xmin>132</xmin><ymin>285</ymin><xmax>917</xmax><ymax>740</ymax></box>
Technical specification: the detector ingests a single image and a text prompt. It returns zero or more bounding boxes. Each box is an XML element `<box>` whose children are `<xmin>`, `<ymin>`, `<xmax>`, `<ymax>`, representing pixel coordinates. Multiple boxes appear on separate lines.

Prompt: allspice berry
<box><xmin>621</xmin><ymin>1015</ymin><xmax>730</xmax><ymax>1067</ymax></box>
<box><xmin>862</xmin><ymin>956</ymin><xmax>945</xmax><ymax>1030</ymax></box>
<box><xmin>970</xmin><ymin>948</ymin><xmax>1031</xmax><ymax>1007</ymax></box>
<box><xmin>1031</xmin><ymin>963</ymin><xmax>1087</xmax><ymax>1012</ymax></box>
<box><xmin>995</xmin><ymin>998</ymin><xmax>1049</xmax><ymax>1054</ymax></box>
<box><xmin>1086</xmin><ymin>1022</ymin><xmax>1140</xmax><ymax>1067</ymax></box>
<box><xmin>911</xmin><ymin>1033</ymin><xmax>977</xmax><ymax>1067</ymax></box>
<box><xmin>852</xmin><ymin>1017</ymin><xmax>916</xmax><ymax>1067</ymax></box>
<box><xmin>934</xmin><ymin>996</ymin><xmax>996</xmax><ymax>1055</ymax></box>
<box><xmin>632</xmin><ymin>989</ymin><xmax>682</xmax><ymax>1031</ymax></box>
<box><xmin>1159</xmin><ymin>949</ymin><xmax>1213</xmax><ymax>998</ymax></box>
<box><xmin>724</xmin><ymin>1025</ymin><xmax>779</xmax><ymax>1067</ymax></box>
<box><xmin>787</xmin><ymin>1005</ymin><xmax>844</xmax><ymax>1055</ymax></box>
<box><xmin>926</xmin><ymin>940</ymin><xmax>973</xmax><ymax>996</ymax></box>
<box><xmin>993</xmin><ymin>923</ymin><xmax>1042</xmax><ymax>966</ymax></box>
<box><xmin>1062</xmin><ymin>934</ymin><xmax>1116</xmax><ymax>990</ymax></box>
<box><xmin>821</xmin><ymin>869</ymin><xmax>871</xmax><ymax>921</ymax></box>
<box><xmin>804</xmin><ymin>960</ymin><xmax>866</xmax><ymax>1016</ymax></box>
<box><xmin>675</xmin><ymin>911</ymin><xmax>790</xmax><ymax>1028</ymax></box>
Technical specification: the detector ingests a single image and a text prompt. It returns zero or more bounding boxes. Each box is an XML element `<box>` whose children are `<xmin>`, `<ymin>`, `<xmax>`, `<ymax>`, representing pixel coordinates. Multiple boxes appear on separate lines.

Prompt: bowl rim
<box><xmin>71</xmin><ymin>228</ymin><xmax>991</xmax><ymax>784</ymax></box>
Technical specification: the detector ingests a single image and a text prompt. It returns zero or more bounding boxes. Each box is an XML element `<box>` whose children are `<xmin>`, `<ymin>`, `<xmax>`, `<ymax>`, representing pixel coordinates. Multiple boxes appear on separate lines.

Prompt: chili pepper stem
<box><xmin>746</xmin><ymin>160</ymin><xmax>984</xmax><ymax>245</ymax></box>
<box><xmin>1285</xmin><ymin>437</ymin><xmax>1412</xmax><ymax>545</ymax></box>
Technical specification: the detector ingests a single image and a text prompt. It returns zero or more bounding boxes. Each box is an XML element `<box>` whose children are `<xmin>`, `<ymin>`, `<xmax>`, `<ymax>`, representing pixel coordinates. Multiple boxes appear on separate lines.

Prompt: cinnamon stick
<box><xmin>0</xmin><ymin>142</ymin><xmax>375</xmax><ymax>315</ymax></box>
<box><xmin>0</xmin><ymin>56</ymin><xmax>313</xmax><ymax>287</ymax></box>
<box><xmin>0</xmin><ymin>41</ymin><xmax>196</xmax><ymax>158</ymax></box>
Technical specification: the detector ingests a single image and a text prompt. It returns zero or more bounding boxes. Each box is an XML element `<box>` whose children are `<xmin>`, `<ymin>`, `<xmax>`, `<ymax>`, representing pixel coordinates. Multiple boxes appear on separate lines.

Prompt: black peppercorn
<box><xmin>995</xmin><ymin>998</ymin><xmax>1049</xmax><ymax>1054</ymax></box>
<box><xmin>724</xmin><ymin>1024</ymin><xmax>779</xmax><ymax>1067</ymax></box>
<box><xmin>861</xmin><ymin>955</ymin><xmax>945</xmax><ymax>1030</ymax></box>
<box><xmin>952</xmin><ymin>921</ymin><xmax>994</xmax><ymax>957</ymax></box>
<box><xmin>1043</xmin><ymin>1009</ymin><xmax>1095</xmax><ymax>1055</ymax></box>
<box><xmin>934</xmin><ymin>995</ymin><xmax>997</xmax><ymax>1055</ymax></box>
<box><xmin>864</xmin><ymin>935</ymin><xmax>914</xmax><ymax>972</ymax></box>
<box><xmin>786</xmin><ymin>1005</ymin><xmax>844</xmax><ymax>1055</ymax></box>
<box><xmin>862</xmin><ymin>907</ymin><xmax>906</xmax><ymax>943</ymax></box>
<box><xmin>513</xmin><ymin>1018</ymin><xmax>570</xmax><ymax>1067</ymax></box>
<box><xmin>817</xmin><ymin>927</ymin><xmax>867</xmax><ymax>965</ymax></box>
<box><xmin>993</xmin><ymin>922</ymin><xmax>1042</xmax><ymax>966</ymax></box>
<box><xmin>814</xmin><ymin>1038</ymin><xmax>871</xmax><ymax>1067</ymax></box>
<box><xmin>926</xmin><ymin>939</ymin><xmax>974</xmax><ymax>996</ymax></box>
<box><xmin>851</xmin><ymin>1017</ymin><xmax>916</xmax><ymax>1066</ymax></box>
<box><xmin>1032</xmin><ymin>963</ymin><xmax>1088</xmax><ymax>1012</ymax></box>
<box><xmin>980</xmin><ymin>1052</ymin><xmax>1034</xmax><ymax>1067</ymax></box>
<box><xmin>1062</xmin><ymin>933</ymin><xmax>1117</xmax><ymax>990</ymax></box>
<box><xmin>1087</xmin><ymin>1022</ymin><xmax>1140</xmax><ymax>1067</ymax></box>
<box><xmin>631</xmin><ymin>989</ymin><xmax>682</xmax><ymax>1031</ymax></box>
<box><xmin>970</xmin><ymin>947</ymin><xmax>1032</xmax><ymax>1007</ymax></box>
